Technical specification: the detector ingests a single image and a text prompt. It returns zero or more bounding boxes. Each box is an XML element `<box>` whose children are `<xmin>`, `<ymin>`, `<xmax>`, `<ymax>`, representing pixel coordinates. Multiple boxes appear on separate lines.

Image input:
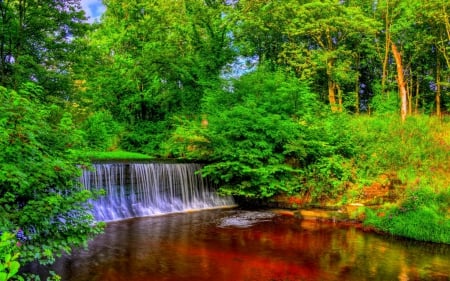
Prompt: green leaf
<box><xmin>0</xmin><ymin>272</ymin><xmax>8</xmax><ymax>281</ymax></box>
<box><xmin>8</xmin><ymin>261</ymin><xmax>20</xmax><ymax>276</ymax></box>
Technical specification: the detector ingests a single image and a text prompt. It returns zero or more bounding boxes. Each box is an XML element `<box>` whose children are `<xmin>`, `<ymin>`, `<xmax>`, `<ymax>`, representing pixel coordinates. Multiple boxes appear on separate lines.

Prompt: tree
<box><xmin>372</xmin><ymin>0</ymin><xmax>449</xmax><ymax>117</ymax></box>
<box><xmin>391</xmin><ymin>43</ymin><xmax>408</xmax><ymax>121</ymax></box>
<box><xmin>0</xmin><ymin>0</ymin><xmax>89</xmax><ymax>101</ymax></box>
<box><xmin>196</xmin><ymin>68</ymin><xmax>318</xmax><ymax>197</ymax></box>
<box><xmin>0</xmin><ymin>85</ymin><xmax>104</xmax><ymax>269</ymax></box>
<box><xmin>232</xmin><ymin>0</ymin><xmax>379</xmax><ymax>112</ymax></box>
<box><xmin>231</xmin><ymin>0</ymin><xmax>290</xmax><ymax>66</ymax></box>
<box><xmin>283</xmin><ymin>0</ymin><xmax>379</xmax><ymax>112</ymax></box>
<box><xmin>78</xmin><ymin>0</ymin><xmax>235</xmax><ymax>154</ymax></box>
<box><xmin>420</xmin><ymin>0</ymin><xmax>450</xmax><ymax>117</ymax></box>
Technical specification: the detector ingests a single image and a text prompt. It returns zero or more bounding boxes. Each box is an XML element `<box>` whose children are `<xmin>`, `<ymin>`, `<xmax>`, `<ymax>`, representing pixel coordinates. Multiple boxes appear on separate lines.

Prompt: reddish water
<box><xmin>49</xmin><ymin>209</ymin><xmax>449</xmax><ymax>281</ymax></box>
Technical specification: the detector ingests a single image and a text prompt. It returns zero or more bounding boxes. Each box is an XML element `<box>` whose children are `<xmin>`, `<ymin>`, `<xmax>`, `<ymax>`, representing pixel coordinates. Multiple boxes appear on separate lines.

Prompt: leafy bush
<box><xmin>369</xmin><ymin>92</ymin><xmax>399</xmax><ymax>114</ymax></box>
<box><xmin>364</xmin><ymin>187</ymin><xmax>450</xmax><ymax>244</ymax></box>
<box><xmin>82</xmin><ymin>111</ymin><xmax>123</xmax><ymax>150</ymax></box>
<box><xmin>0</xmin><ymin>85</ymin><xmax>104</xmax><ymax>273</ymax></box>
<box><xmin>201</xmin><ymin>105</ymin><xmax>303</xmax><ymax>197</ymax></box>
<box><xmin>0</xmin><ymin>232</ymin><xmax>21</xmax><ymax>281</ymax></box>
<box><xmin>304</xmin><ymin>155</ymin><xmax>354</xmax><ymax>201</ymax></box>
<box><xmin>350</xmin><ymin>115</ymin><xmax>450</xmax><ymax>184</ymax></box>
<box><xmin>161</xmin><ymin>116</ymin><xmax>211</xmax><ymax>159</ymax></box>
<box><xmin>286</xmin><ymin>112</ymin><xmax>357</xmax><ymax>201</ymax></box>
<box><xmin>121</xmin><ymin>121</ymin><xmax>169</xmax><ymax>156</ymax></box>
<box><xmin>197</xmin><ymin>69</ymin><xmax>321</xmax><ymax>198</ymax></box>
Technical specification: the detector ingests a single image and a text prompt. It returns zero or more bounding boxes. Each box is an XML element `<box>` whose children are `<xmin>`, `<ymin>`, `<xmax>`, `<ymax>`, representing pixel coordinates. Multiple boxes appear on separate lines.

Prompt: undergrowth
<box><xmin>346</xmin><ymin>115</ymin><xmax>450</xmax><ymax>243</ymax></box>
<box><xmin>363</xmin><ymin>186</ymin><xmax>450</xmax><ymax>244</ymax></box>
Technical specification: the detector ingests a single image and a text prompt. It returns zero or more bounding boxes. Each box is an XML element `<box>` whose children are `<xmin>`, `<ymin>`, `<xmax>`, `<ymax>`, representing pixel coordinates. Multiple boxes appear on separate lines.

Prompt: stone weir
<box><xmin>80</xmin><ymin>163</ymin><xmax>235</xmax><ymax>221</ymax></box>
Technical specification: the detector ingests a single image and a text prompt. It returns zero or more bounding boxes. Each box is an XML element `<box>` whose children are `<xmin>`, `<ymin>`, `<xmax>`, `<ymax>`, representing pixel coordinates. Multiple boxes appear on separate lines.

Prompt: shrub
<box><xmin>82</xmin><ymin>111</ymin><xmax>123</xmax><ymax>150</ymax></box>
<box><xmin>198</xmin><ymin>69</ymin><xmax>313</xmax><ymax>198</ymax></box>
<box><xmin>304</xmin><ymin>154</ymin><xmax>354</xmax><ymax>201</ymax></box>
<box><xmin>0</xmin><ymin>85</ymin><xmax>104</xmax><ymax>273</ymax></box>
<box><xmin>364</xmin><ymin>187</ymin><xmax>450</xmax><ymax>244</ymax></box>
<box><xmin>0</xmin><ymin>232</ymin><xmax>21</xmax><ymax>281</ymax></box>
<box><xmin>121</xmin><ymin>121</ymin><xmax>169</xmax><ymax>156</ymax></box>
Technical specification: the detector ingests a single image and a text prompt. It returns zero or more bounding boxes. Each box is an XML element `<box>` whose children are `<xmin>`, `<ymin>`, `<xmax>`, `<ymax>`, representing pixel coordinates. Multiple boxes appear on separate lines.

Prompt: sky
<box><xmin>81</xmin><ymin>0</ymin><xmax>105</xmax><ymax>22</ymax></box>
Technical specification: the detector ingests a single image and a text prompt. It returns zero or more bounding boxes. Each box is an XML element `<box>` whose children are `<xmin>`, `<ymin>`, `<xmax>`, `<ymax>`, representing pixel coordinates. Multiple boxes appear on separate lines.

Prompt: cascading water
<box><xmin>80</xmin><ymin>163</ymin><xmax>235</xmax><ymax>221</ymax></box>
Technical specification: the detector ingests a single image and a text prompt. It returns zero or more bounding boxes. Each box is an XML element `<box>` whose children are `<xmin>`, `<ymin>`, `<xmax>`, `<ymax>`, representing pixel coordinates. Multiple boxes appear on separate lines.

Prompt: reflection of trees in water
<box><xmin>50</xmin><ymin>210</ymin><xmax>450</xmax><ymax>281</ymax></box>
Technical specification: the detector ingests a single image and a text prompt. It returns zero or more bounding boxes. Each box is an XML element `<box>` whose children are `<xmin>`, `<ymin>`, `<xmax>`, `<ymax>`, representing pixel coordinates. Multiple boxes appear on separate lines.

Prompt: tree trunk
<box><xmin>382</xmin><ymin>0</ymin><xmax>391</xmax><ymax>94</ymax></box>
<box><xmin>355</xmin><ymin>54</ymin><xmax>360</xmax><ymax>114</ymax></box>
<box><xmin>407</xmin><ymin>76</ymin><xmax>412</xmax><ymax>115</ymax></box>
<box><xmin>328</xmin><ymin>79</ymin><xmax>338</xmax><ymax>112</ymax></box>
<box><xmin>391</xmin><ymin>43</ymin><xmax>407</xmax><ymax>122</ymax></box>
<box><xmin>337</xmin><ymin>84</ymin><xmax>343</xmax><ymax>112</ymax></box>
<box><xmin>414</xmin><ymin>79</ymin><xmax>420</xmax><ymax>115</ymax></box>
<box><xmin>436</xmin><ymin>57</ymin><xmax>441</xmax><ymax>118</ymax></box>
<box><xmin>327</xmin><ymin>59</ymin><xmax>338</xmax><ymax>112</ymax></box>
<box><xmin>442</xmin><ymin>4</ymin><xmax>450</xmax><ymax>68</ymax></box>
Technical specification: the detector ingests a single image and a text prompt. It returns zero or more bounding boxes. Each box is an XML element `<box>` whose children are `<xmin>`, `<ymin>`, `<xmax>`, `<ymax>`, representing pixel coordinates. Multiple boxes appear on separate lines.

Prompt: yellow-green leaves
<box><xmin>0</xmin><ymin>232</ymin><xmax>21</xmax><ymax>281</ymax></box>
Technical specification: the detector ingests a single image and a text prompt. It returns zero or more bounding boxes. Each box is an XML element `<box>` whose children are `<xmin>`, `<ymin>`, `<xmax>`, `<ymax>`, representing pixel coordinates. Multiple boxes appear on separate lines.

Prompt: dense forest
<box><xmin>1</xmin><ymin>0</ymin><xmax>449</xmax><ymax>279</ymax></box>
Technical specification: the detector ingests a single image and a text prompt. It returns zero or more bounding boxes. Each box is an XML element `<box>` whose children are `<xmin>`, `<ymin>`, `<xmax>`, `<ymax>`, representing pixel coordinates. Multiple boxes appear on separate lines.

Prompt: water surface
<box><xmin>51</xmin><ymin>209</ymin><xmax>449</xmax><ymax>281</ymax></box>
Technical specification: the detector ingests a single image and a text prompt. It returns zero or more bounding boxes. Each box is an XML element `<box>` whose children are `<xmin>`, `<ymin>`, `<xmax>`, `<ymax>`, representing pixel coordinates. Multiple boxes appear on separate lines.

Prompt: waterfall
<box><xmin>80</xmin><ymin>163</ymin><xmax>235</xmax><ymax>221</ymax></box>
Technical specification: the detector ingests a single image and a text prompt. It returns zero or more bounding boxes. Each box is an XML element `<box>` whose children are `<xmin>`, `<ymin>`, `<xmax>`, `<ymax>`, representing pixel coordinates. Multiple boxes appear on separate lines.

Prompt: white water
<box><xmin>80</xmin><ymin>163</ymin><xmax>235</xmax><ymax>221</ymax></box>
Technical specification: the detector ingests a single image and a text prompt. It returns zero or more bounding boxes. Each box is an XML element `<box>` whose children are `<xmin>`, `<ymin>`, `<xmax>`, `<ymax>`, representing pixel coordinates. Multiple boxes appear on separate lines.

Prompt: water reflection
<box><xmin>49</xmin><ymin>209</ymin><xmax>449</xmax><ymax>281</ymax></box>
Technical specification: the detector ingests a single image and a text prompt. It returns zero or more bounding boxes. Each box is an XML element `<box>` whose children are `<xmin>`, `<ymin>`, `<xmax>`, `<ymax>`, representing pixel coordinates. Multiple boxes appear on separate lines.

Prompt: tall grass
<box><xmin>363</xmin><ymin>186</ymin><xmax>450</xmax><ymax>244</ymax></box>
<box><xmin>350</xmin><ymin>115</ymin><xmax>450</xmax><ymax>187</ymax></box>
<box><xmin>349</xmin><ymin>115</ymin><xmax>450</xmax><ymax>243</ymax></box>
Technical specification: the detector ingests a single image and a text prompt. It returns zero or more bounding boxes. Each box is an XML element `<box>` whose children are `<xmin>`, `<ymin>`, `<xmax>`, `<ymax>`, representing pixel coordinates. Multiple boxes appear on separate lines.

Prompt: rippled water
<box><xmin>45</xmin><ymin>209</ymin><xmax>449</xmax><ymax>281</ymax></box>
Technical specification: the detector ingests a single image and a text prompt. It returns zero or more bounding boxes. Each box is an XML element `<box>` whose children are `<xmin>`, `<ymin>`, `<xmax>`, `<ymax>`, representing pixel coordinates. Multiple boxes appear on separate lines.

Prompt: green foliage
<box><xmin>200</xmin><ymin>104</ymin><xmax>303</xmax><ymax>197</ymax></box>
<box><xmin>285</xmin><ymin>112</ymin><xmax>357</xmax><ymax>201</ymax></box>
<box><xmin>197</xmin><ymin>69</ymin><xmax>321</xmax><ymax>198</ymax></box>
<box><xmin>0</xmin><ymin>232</ymin><xmax>22</xmax><ymax>281</ymax></box>
<box><xmin>364</xmin><ymin>187</ymin><xmax>450</xmax><ymax>244</ymax></box>
<box><xmin>0</xmin><ymin>0</ymin><xmax>88</xmax><ymax>99</ymax></box>
<box><xmin>121</xmin><ymin>121</ymin><xmax>170</xmax><ymax>156</ymax></box>
<box><xmin>305</xmin><ymin>155</ymin><xmax>353</xmax><ymax>201</ymax></box>
<box><xmin>351</xmin><ymin>115</ymin><xmax>450</xmax><ymax>182</ymax></box>
<box><xmin>161</xmin><ymin>116</ymin><xmax>211</xmax><ymax>159</ymax></box>
<box><xmin>369</xmin><ymin>92</ymin><xmax>400</xmax><ymax>114</ymax></box>
<box><xmin>82</xmin><ymin>111</ymin><xmax>123</xmax><ymax>150</ymax></box>
<box><xmin>77</xmin><ymin>0</ymin><xmax>236</xmax><ymax>156</ymax></box>
<box><xmin>161</xmin><ymin>68</ymin><xmax>363</xmax><ymax>200</ymax></box>
<box><xmin>0</xmin><ymin>85</ymin><xmax>104</xmax><ymax>271</ymax></box>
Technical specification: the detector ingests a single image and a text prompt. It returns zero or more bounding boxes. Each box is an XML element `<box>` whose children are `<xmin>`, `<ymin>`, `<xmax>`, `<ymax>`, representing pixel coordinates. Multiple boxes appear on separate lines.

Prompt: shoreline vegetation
<box><xmin>166</xmin><ymin>114</ymin><xmax>448</xmax><ymax>245</ymax></box>
<box><xmin>84</xmin><ymin>114</ymin><xmax>450</xmax><ymax>245</ymax></box>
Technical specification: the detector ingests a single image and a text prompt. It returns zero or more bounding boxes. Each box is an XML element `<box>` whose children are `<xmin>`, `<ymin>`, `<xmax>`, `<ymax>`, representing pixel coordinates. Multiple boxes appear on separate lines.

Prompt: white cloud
<box><xmin>81</xmin><ymin>0</ymin><xmax>105</xmax><ymax>22</ymax></box>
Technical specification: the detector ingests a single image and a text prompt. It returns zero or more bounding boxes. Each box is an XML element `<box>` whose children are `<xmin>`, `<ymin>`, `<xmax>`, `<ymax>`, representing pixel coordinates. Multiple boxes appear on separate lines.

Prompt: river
<box><xmin>45</xmin><ymin>209</ymin><xmax>449</xmax><ymax>281</ymax></box>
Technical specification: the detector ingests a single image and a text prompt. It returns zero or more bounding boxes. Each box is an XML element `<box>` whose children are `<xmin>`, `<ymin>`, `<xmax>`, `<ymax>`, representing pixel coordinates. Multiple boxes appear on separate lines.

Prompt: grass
<box><xmin>343</xmin><ymin>115</ymin><xmax>450</xmax><ymax>244</ymax></box>
<box><xmin>77</xmin><ymin>150</ymin><xmax>154</xmax><ymax>161</ymax></box>
<box><xmin>363</xmin><ymin>186</ymin><xmax>450</xmax><ymax>244</ymax></box>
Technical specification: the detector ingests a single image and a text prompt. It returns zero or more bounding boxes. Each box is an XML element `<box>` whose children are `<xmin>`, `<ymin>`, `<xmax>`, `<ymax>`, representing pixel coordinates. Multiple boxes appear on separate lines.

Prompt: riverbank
<box><xmin>235</xmin><ymin>178</ymin><xmax>450</xmax><ymax>245</ymax></box>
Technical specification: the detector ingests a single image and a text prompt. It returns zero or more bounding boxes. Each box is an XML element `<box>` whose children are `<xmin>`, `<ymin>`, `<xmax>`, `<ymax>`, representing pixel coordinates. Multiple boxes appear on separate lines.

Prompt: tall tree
<box><xmin>420</xmin><ymin>0</ymin><xmax>450</xmax><ymax>117</ymax></box>
<box><xmin>391</xmin><ymin>43</ymin><xmax>408</xmax><ymax>121</ymax></box>
<box><xmin>0</xmin><ymin>0</ymin><xmax>88</xmax><ymax>100</ymax></box>
<box><xmin>232</xmin><ymin>0</ymin><xmax>379</xmax><ymax>112</ymax></box>
<box><xmin>79</xmin><ymin>0</ymin><xmax>235</xmax><ymax>153</ymax></box>
<box><xmin>231</xmin><ymin>0</ymin><xmax>290</xmax><ymax>66</ymax></box>
<box><xmin>372</xmin><ymin>0</ymin><xmax>449</xmax><ymax>117</ymax></box>
<box><xmin>283</xmin><ymin>0</ymin><xmax>379</xmax><ymax>112</ymax></box>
